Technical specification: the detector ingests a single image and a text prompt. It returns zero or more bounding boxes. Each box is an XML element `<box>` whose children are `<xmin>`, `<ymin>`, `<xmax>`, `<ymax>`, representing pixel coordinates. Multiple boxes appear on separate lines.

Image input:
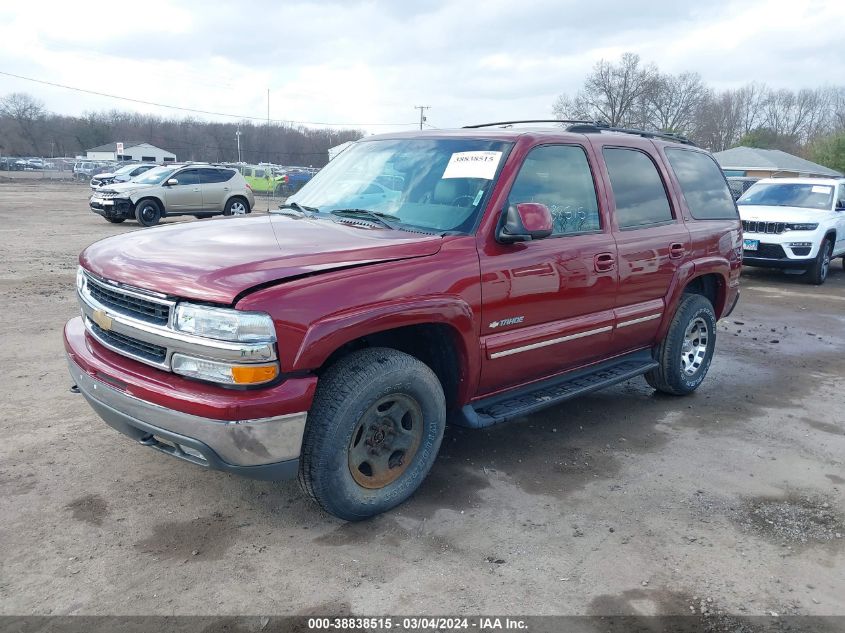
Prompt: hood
<box><xmin>738</xmin><ymin>204</ymin><xmax>831</xmax><ymax>222</ymax></box>
<box><xmin>98</xmin><ymin>181</ymin><xmax>145</xmax><ymax>195</ymax></box>
<box><xmin>80</xmin><ymin>214</ymin><xmax>443</xmax><ymax>304</ymax></box>
<box><xmin>93</xmin><ymin>172</ymin><xmax>116</xmax><ymax>180</ymax></box>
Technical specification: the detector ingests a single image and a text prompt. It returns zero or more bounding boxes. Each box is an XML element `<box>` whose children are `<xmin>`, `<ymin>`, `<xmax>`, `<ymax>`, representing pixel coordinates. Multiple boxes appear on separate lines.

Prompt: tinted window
<box><xmin>509</xmin><ymin>145</ymin><xmax>600</xmax><ymax>235</ymax></box>
<box><xmin>666</xmin><ymin>149</ymin><xmax>737</xmax><ymax>219</ymax></box>
<box><xmin>603</xmin><ymin>148</ymin><xmax>673</xmax><ymax>228</ymax></box>
<box><xmin>141</xmin><ymin>156</ymin><xmax>156</xmax><ymax>162</ymax></box>
<box><xmin>254</xmin><ymin>169</ymin><xmax>266</xmax><ymax>178</ymax></box>
<box><xmin>174</xmin><ymin>169</ymin><xmax>200</xmax><ymax>186</ymax></box>
<box><xmin>198</xmin><ymin>169</ymin><xmax>235</xmax><ymax>184</ymax></box>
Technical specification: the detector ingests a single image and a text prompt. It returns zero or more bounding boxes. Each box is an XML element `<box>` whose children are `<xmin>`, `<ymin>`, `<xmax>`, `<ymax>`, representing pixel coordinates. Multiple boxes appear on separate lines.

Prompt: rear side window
<box><xmin>198</xmin><ymin>169</ymin><xmax>235</xmax><ymax>184</ymax></box>
<box><xmin>508</xmin><ymin>145</ymin><xmax>601</xmax><ymax>235</ymax></box>
<box><xmin>666</xmin><ymin>149</ymin><xmax>737</xmax><ymax>219</ymax></box>
<box><xmin>603</xmin><ymin>148</ymin><xmax>673</xmax><ymax>228</ymax></box>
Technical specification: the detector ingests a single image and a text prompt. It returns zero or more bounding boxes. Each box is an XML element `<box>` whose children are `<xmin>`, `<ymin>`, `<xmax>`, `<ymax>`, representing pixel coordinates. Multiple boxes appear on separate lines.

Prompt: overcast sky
<box><xmin>1</xmin><ymin>0</ymin><xmax>843</xmax><ymax>134</ymax></box>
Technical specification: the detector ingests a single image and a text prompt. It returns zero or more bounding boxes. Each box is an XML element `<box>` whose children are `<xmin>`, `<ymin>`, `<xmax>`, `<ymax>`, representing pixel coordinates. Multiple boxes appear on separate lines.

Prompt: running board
<box><xmin>457</xmin><ymin>351</ymin><xmax>658</xmax><ymax>428</ymax></box>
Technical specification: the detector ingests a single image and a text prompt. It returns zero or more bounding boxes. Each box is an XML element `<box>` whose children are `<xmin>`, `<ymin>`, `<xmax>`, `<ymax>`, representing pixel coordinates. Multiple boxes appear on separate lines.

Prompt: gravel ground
<box><xmin>0</xmin><ymin>181</ymin><xmax>843</xmax><ymax>618</ymax></box>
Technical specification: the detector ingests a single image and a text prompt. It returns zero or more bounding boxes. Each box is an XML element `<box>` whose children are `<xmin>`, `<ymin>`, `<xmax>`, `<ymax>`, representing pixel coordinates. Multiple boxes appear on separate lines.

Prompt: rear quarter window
<box><xmin>666</xmin><ymin>149</ymin><xmax>738</xmax><ymax>220</ymax></box>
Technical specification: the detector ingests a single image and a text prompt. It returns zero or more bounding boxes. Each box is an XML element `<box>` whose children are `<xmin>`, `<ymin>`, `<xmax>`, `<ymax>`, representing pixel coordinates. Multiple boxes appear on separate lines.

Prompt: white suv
<box><xmin>738</xmin><ymin>177</ymin><xmax>845</xmax><ymax>284</ymax></box>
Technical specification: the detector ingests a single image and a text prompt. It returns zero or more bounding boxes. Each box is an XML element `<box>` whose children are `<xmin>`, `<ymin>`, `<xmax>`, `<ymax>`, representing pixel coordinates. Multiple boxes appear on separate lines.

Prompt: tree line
<box><xmin>553</xmin><ymin>53</ymin><xmax>845</xmax><ymax>172</ymax></box>
<box><xmin>0</xmin><ymin>92</ymin><xmax>363</xmax><ymax>167</ymax></box>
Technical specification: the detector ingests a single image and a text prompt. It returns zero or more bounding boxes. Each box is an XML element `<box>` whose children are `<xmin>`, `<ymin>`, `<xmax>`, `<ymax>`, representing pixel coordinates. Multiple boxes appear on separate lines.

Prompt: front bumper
<box><xmin>89</xmin><ymin>197</ymin><xmax>133</xmax><ymax>219</ymax></box>
<box><xmin>742</xmin><ymin>255</ymin><xmax>815</xmax><ymax>269</ymax></box>
<box><xmin>741</xmin><ymin>231</ymin><xmax>821</xmax><ymax>269</ymax></box>
<box><xmin>65</xmin><ymin>317</ymin><xmax>317</xmax><ymax>480</ymax></box>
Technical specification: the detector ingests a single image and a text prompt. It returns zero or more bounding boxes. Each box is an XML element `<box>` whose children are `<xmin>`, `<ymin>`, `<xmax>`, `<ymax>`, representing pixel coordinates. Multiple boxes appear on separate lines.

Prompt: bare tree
<box><xmin>644</xmin><ymin>71</ymin><xmax>708</xmax><ymax>134</ymax></box>
<box><xmin>553</xmin><ymin>53</ymin><xmax>657</xmax><ymax>126</ymax></box>
<box><xmin>0</xmin><ymin>92</ymin><xmax>46</xmax><ymax>155</ymax></box>
<box><xmin>695</xmin><ymin>89</ymin><xmax>746</xmax><ymax>152</ymax></box>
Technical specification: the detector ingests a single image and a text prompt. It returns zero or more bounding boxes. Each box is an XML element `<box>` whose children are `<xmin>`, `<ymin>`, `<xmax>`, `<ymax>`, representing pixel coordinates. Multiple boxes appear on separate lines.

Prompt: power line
<box><xmin>0</xmin><ymin>70</ymin><xmax>419</xmax><ymax>128</ymax></box>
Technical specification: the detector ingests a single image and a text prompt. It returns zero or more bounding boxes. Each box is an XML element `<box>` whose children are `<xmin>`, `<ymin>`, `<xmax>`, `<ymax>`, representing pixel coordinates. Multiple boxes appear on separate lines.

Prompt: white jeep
<box><xmin>738</xmin><ymin>177</ymin><xmax>845</xmax><ymax>284</ymax></box>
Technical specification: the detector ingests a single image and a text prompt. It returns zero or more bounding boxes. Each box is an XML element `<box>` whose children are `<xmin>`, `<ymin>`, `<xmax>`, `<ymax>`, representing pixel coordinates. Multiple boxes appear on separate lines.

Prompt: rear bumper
<box><xmin>65</xmin><ymin>317</ymin><xmax>317</xmax><ymax>480</ymax></box>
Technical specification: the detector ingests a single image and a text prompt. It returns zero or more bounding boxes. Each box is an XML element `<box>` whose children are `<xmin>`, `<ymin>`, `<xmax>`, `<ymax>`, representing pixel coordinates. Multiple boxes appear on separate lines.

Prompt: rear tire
<box><xmin>806</xmin><ymin>238</ymin><xmax>832</xmax><ymax>285</ymax></box>
<box><xmin>104</xmin><ymin>217</ymin><xmax>125</xmax><ymax>224</ymax></box>
<box><xmin>223</xmin><ymin>197</ymin><xmax>249</xmax><ymax>216</ymax></box>
<box><xmin>298</xmin><ymin>348</ymin><xmax>446</xmax><ymax>521</ymax></box>
<box><xmin>135</xmin><ymin>199</ymin><xmax>161</xmax><ymax>227</ymax></box>
<box><xmin>645</xmin><ymin>294</ymin><xmax>717</xmax><ymax>396</ymax></box>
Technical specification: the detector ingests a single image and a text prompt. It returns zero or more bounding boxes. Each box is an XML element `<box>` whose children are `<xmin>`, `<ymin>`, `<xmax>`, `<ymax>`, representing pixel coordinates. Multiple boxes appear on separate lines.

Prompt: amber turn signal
<box><xmin>231</xmin><ymin>364</ymin><xmax>279</xmax><ymax>384</ymax></box>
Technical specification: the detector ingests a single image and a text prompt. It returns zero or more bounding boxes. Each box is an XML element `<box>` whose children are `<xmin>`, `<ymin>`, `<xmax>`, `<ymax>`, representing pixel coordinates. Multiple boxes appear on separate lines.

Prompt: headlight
<box><xmin>785</xmin><ymin>223</ymin><xmax>818</xmax><ymax>231</ymax></box>
<box><xmin>173</xmin><ymin>303</ymin><xmax>276</xmax><ymax>343</ymax></box>
<box><xmin>76</xmin><ymin>267</ymin><xmax>86</xmax><ymax>292</ymax></box>
<box><xmin>171</xmin><ymin>354</ymin><xmax>278</xmax><ymax>385</ymax></box>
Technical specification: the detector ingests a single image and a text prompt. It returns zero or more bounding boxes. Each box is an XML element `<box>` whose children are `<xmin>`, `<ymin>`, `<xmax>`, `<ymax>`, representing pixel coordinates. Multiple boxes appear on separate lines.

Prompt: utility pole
<box><xmin>414</xmin><ymin>105</ymin><xmax>431</xmax><ymax>130</ymax></box>
<box><xmin>235</xmin><ymin>123</ymin><xmax>242</xmax><ymax>163</ymax></box>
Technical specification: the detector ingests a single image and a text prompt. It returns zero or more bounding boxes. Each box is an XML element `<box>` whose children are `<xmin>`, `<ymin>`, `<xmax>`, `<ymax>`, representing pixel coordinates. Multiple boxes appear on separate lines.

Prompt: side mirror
<box><xmin>165</xmin><ymin>178</ymin><xmax>179</xmax><ymax>186</ymax></box>
<box><xmin>497</xmin><ymin>203</ymin><xmax>553</xmax><ymax>243</ymax></box>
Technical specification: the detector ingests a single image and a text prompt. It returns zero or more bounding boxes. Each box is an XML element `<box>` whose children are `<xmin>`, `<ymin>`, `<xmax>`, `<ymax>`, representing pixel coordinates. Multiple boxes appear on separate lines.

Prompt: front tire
<box><xmin>135</xmin><ymin>199</ymin><xmax>161</xmax><ymax>227</ymax></box>
<box><xmin>645</xmin><ymin>294</ymin><xmax>717</xmax><ymax>396</ymax></box>
<box><xmin>806</xmin><ymin>238</ymin><xmax>832</xmax><ymax>285</ymax></box>
<box><xmin>298</xmin><ymin>348</ymin><xmax>446</xmax><ymax>521</ymax></box>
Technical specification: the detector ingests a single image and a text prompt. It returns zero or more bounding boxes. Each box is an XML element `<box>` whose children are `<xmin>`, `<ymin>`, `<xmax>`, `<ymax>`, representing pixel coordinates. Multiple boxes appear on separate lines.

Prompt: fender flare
<box><xmin>291</xmin><ymin>296</ymin><xmax>480</xmax><ymax>400</ymax></box>
<box><xmin>657</xmin><ymin>259</ymin><xmax>729</xmax><ymax>339</ymax></box>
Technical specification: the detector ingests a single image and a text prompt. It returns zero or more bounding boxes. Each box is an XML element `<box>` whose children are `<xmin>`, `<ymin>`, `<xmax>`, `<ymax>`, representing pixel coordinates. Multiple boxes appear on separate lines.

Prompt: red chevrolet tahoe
<box><xmin>65</xmin><ymin>122</ymin><xmax>742</xmax><ymax>520</ymax></box>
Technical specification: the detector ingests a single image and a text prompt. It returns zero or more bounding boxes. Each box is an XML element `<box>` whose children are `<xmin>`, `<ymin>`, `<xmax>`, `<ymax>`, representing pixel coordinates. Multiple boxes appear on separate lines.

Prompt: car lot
<box><xmin>0</xmin><ymin>180</ymin><xmax>843</xmax><ymax>618</ymax></box>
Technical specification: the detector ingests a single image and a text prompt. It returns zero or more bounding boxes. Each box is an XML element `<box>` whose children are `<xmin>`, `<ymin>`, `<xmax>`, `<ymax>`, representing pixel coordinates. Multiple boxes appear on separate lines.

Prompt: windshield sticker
<box><xmin>473</xmin><ymin>190</ymin><xmax>484</xmax><ymax>206</ymax></box>
<box><xmin>442</xmin><ymin>151</ymin><xmax>502</xmax><ymax>180</ymax></box>
<box><xmin>811</xmin><ymin>185</ymin><xmax>832</xmax><ymax>194</ymax></box>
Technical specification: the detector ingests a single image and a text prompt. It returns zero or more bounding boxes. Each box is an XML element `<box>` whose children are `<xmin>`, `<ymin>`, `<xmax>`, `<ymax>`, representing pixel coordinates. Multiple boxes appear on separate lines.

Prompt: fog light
<box><xmin>171</xmin><ymin>354</ymin><xmax>279</xmax><ymax>386</ymax></box>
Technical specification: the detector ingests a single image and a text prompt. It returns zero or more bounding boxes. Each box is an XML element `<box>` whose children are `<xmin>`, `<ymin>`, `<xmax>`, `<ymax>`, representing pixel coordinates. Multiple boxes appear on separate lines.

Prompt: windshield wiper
<box><xmin>273</xmin><ymin>202</ymin><xmax>320</xmax><ymax>217</ymax></box>
<box><xmin>330</xmin><ymin>208</ymin><xmax>402</xmax><ymax>230</ymax></box>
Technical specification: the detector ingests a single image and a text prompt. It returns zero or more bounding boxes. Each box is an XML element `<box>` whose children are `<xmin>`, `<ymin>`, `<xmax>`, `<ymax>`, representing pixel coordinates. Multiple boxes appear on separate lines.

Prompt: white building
<box><xmin>85</xmin><ymin>142</ymin><xmax>176</xmax><ymax>163</ymax></box>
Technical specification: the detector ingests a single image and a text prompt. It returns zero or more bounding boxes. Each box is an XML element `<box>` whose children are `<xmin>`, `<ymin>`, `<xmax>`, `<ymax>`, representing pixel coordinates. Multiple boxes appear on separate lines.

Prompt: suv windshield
<box><xmin>133</xmin><ymin>166</ymin><xmax>176</xmax><ymax>185</ymax></box>
<box><xmin>288</xmin><ymin>138</ymin><xmax>512</xmax><ymax>233</ymax></box>
<box><xmin>738</xmin><ymin>183</ymin><xmax>834</xmax><ymax>210</ymax></box>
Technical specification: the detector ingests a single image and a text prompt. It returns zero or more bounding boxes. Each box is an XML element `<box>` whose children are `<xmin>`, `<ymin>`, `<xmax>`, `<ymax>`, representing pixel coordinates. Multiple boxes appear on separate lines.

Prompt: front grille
<box><xmin>744</xmin><ymin>243</ymin><xmax>787</xmax><ymax>259</ymax></box>
<box><xmin>89</xmin><ymin>321</ymin><xmax>167</xmax><ymax>363</ymax></box>
<box><xmin>742</xmin><ymin>220</ymin><xmax>785</xmax><ymax>234</ymax></box>
<box><xmin>86</xmin><ymin>276</ymin><xmax>170</xmax><ymax>325</ymax></box>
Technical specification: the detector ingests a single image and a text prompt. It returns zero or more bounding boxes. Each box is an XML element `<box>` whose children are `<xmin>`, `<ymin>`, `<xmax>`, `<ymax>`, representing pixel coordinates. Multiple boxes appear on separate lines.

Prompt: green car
<box><xmin>241</xmin><ymin>165</ymin><xmax>284</xmax><ymax>194</ymax></box>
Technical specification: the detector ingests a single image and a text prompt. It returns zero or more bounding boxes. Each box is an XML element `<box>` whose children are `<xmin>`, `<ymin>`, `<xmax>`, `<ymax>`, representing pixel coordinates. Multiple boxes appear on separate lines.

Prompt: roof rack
<box><xmin>463</xmin><ymin>119</ymin><xmax>596</xmax><ymax>129</ymax></box>
<box><xmin>462</xmin><ymin>119</ymin><xmax>696</xmax><ymax>146</ymax></box>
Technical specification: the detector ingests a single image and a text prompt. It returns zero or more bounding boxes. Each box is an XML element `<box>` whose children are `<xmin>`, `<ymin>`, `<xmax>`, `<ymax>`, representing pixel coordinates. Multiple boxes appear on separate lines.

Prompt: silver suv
<box><xmin>89</xmin><ymin>164</ymin><xmax>256</xmax><ymax>226</ymax></box>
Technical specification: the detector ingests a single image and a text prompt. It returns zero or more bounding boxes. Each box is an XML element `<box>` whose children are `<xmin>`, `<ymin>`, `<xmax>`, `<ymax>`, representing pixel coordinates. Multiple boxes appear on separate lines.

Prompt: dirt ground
<box><xmin>0</xmin><ymin>180</ymin><xmax>843</xmax><ymax>619</ymax></box>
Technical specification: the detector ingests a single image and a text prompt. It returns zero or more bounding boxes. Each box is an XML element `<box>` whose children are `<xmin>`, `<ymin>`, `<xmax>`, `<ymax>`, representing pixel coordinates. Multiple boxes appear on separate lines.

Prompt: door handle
<box><xmin>223</xmin><ymin>187</ymin><xmax>230</xmax><ymax>191</ymax></box>
<box><xmin>594</xmin><ymin>252</ymin><xmax>616</xmax><ymax>272</ymax></box>
<box><xmin>669</xmin><ymin>243</ymin><xmax>686</xmax><ymax>259</ymax></box>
